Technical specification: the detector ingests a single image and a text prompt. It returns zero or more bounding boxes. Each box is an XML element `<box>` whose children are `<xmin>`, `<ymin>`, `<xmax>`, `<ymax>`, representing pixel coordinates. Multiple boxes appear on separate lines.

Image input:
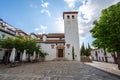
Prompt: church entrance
<box><xmin>58</xmin><ymin>49</ymin><xmax>63</xmax><ymax>57</ymax></box>
<box><xmin>56</xmin><ymin>45</ymin><xmax>65</xmax><ymax>58</ymax></box>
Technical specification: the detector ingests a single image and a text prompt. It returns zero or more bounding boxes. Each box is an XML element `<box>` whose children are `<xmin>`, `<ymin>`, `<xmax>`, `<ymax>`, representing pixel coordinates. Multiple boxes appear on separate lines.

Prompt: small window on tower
<box><xmin>72</xmin><ymin>15</ymin><xmax>74</xmax><ymax>19</ymax></box>
<box><xmin>67</xmin><ymin>15</ymin><xmax>70</xmax><ymax>19</ymax></box>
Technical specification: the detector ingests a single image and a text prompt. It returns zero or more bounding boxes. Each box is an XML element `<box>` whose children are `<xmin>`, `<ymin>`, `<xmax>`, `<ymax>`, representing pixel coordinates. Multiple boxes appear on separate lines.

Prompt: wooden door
<box><xmin>58</xmin><ymin>49</ymin><xmax>63</xmax><ymax>57</ymax></box>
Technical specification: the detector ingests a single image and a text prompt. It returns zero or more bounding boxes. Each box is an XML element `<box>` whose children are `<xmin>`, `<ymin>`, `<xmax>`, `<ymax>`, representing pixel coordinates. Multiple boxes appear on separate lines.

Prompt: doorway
<box><xmin>56</xmin><ymin>45</ymin><xmax>65</xmax><ymax>58</ymax></box>
<box><xmin>58</xmin><ymin>49</ymin><xmax>63</xmax><ymax>57</ymax></box>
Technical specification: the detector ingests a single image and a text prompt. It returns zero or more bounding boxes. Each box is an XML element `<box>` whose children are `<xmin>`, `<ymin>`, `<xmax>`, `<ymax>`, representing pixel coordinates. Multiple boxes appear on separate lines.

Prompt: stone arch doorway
<box><xmin>56</xmin><ymin>45</ymin><xmax>65</xmax><ymax>58</ymax></box>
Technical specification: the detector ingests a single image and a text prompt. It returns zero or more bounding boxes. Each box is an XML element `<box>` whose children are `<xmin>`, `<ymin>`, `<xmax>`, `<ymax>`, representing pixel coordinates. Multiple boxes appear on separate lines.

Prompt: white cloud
<box><xmin>78</xmin><ymin>0</ymin><xmax>120</xmax><ymax>39</ymax></box>
<box><xmin>34</xmin><ymin>25</ymin><xmax>47</xmax><ymax>34</ymax></box>
<box><xmin>41</xmin><ymin>25</ymin><xmax>47</xmax><ymax>33</ymax></box>
<box><xmin>40</xmin><ymin>0</ymin><xmax>50</xmax><ymax>17</ymax></box>
<box><xmin>41</xmin><ymin>1</ymin><xmax>49</xmax><ymax>8</ymax></box>
<box><xmin>64</xmin><ymin>0</ymin><xmax>78</xmax><ymax>8</ymax></box>
<box><xmin>40</xmin><ymin>9</ymin><xmax>51</xmax><ymax>17</ymax></box>
<box><xmin>55</xmin><ymin>17</ymin><xmax>64</xmax><ymax>33</ymax></box>
<box><xmin>30</xmin><ymin>4</ymin><xmax>38</xmax><ymax>9</ymax></box>
<box><xmin>34</xmin><ymin>27</ymin><xmax>39</xmax><ymax>31</ymax></box>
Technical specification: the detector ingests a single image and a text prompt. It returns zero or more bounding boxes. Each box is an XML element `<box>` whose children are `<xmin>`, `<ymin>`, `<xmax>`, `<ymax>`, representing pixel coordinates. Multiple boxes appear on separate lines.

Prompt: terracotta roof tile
<box><xmin>63</xmin><ymin>11</ymin><xmax>78</xmax><ymax>19</ymax></box>
<box><xmin>37</xmin><ymin>40</ymin><xmax>65</xmax><ymax>44</ymax></box>
<box><xmin>30</xmin><ymin>33</ymin><xmax>38</xmax><ymax>37</ymax></box>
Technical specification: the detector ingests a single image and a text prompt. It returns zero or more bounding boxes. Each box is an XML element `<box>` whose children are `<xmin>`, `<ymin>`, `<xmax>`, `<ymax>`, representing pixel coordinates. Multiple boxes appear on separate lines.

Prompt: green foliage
<box><xmin>72</xmin><ymin>46</ymin><xmax>75</xmax><ymax>60</ymax></box>
<box><xmin>80</xmin><ymin>42</ymin><xmax>85</xmax><ymax>56</ymax></box>
<box><xmin>80</xmin><ymin>43</ymin><xmax>91</xmax><ymax>56</ymax></box>
<box><xmin>1</xmin><ymin>34</ymin><xmax>6</xmax><ymax>39</ymax></box>
<box><xmin>85</xmin><ymin>48</ymin><xmax>90</xmax><ymax>56</ymax></box>
<box><xmin>0</xmin><ymin>36</ymin><xmax>47</xmax><ymax>58</ymax></box>
<box><xmin>39</xmin><ymin>51</ymin><xmax>48</xmax><ymax>58</ymax></box>
<box><xmin>90</xmin><ymin>2</ymin><xmax>120</xmax><ymax>53</ymax></box>
<box><xmin>0</xmin><ymin>37</ymin><xmax>14</xmax><ymax>49</ymax></box>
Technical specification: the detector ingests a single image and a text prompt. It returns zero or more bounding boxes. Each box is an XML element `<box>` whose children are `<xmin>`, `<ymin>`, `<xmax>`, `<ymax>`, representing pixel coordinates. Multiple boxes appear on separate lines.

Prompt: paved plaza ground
<box><xmin>85</xmin><ymin>61</ymin><xmax>120</xmax><ymax>76</ymax></box>
<box><xmin>0</xmin><ymin>61</ymin><xmax>120</xmax><ymax>80</ymax></box>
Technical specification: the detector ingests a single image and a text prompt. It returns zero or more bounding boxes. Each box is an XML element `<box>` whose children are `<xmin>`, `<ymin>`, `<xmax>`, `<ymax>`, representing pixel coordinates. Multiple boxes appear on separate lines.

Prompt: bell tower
<box><xmin>63</xmin><ymin>11</ymin><xmax>80</xmax><ymax>61</ymax></box>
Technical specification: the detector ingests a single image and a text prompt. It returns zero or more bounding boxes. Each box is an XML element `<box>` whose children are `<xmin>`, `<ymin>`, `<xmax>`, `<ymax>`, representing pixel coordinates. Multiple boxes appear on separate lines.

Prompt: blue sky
<box><xmin>0</xmin><ymin>0</ymin><xmax>119</xmax><ymax>47</ymax></box>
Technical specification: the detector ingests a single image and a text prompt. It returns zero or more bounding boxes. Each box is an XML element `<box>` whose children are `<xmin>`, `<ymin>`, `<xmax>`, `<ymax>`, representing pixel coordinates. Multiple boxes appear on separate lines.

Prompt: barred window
<box><xmin>66</xmin><ymin>44</ymin><xmax>70</xmax><ymax>49</ymax></box>
<box><xmin>51</xmin><ymin>45</ymin><xmax>54</xmax><ymax>49</ymax></box>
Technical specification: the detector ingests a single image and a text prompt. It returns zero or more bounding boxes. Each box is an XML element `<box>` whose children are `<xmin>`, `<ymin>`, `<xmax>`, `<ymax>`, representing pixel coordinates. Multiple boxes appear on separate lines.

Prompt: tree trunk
<box><xmin>112</xmin><ymin>53</ymin><xmax>117</xmax><ymax>64</ymax></box>
<box><xmin>28</xmin><ymin>54</ymin><xmax>31</xmax><ymax>62</ymax></box>
<box><xmin>105</xmin><ymin>56</ymin><xmax>108</xmax><ymax>62</ymax></box>
<box><xmin>117</xmin><ymin>53</ymin><xmax>120</xmax><ymax>70</ymax></box>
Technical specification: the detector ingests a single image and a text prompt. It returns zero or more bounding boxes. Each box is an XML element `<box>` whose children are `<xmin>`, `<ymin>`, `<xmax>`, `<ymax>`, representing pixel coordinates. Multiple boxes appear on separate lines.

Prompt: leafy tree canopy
<box><xmin>0</xmin><ymin>36</ymin><xmax>47</xmax><ymax>58</ymax></box>
<box><xmin>90</xmin><ymin>2</ymin><xmax>120</xmax><ymax>53</ymax></box>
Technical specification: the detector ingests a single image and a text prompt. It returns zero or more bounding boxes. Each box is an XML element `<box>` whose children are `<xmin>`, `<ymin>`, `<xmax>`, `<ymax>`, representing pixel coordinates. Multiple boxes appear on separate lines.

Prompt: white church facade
<box><xmin>0</xmin><ymin>11</ymin><xmax>80</xmax><ymax>61</ymax></box>
<box><xmin>37</xmin><ymin>12</ymin><xmax>80</xmax><ymax>61</ymax></box>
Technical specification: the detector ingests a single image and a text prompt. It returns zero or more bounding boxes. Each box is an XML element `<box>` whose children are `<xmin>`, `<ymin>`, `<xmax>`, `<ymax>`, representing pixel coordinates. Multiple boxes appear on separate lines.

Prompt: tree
<box><xmin>0</xmin><ymin>37</ymin><xmax>14</xmax><ymax>49</ymax></box>
<box><xmin>72</xmin><ymin>46</ymin><xmax>75</xmax><ymax>60</ymax></box>
<box><xmin>88</xmin><ymin>43</ymin><xmax>91</xmax><ymax>50</ymax></box>
<box><xmin>80</xmin><ymin>42</ymin><xmax>85</xmax><ymax>56</ymax></box>
<box><xmin>0</xmin><ymin>36</ymin><xmax>47</xmax><ymax>63</ymax></box>
<box><xmin>90</xmin><ymin>2</ymin><xmax>120</xmax><ymax>69</ymax></box>
<box><xmin>80</xmin><ymin>43</ymin><xmax>91</xmax><ymax>56</ymax></box>
<box><xmin>85</xmin><ymin>43</ymin><xmax>91</xmax><ymax>56</ymax></box>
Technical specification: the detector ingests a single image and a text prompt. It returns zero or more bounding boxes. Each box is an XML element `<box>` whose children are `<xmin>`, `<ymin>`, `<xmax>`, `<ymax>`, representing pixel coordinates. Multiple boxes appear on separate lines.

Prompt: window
<box><xmin>72</xmin><ymin>15</ymin><xmax>74</xmax><ymax>19</ymax></box>
<box><xmin>95</xmin><ymin>51</ymin><xmax>98</xmax><ymax>56</ymax></box>
<box><xmin>67</xmin><ymin>15</ymin><xmax>70</xmax><ymax>19</ymax></box>
<box><xmin>51</xmin><ymin>45</ymin><xmax>54</xmax><ymax>49</ymax></box>
<box><xmin>101</xmin><ymin>50</ymin><xmax>103</xmax><ymax>53</ymax></box>
<box><xmin>68</xmin><ymin>53</ymin><xmax>70</xmax><ymax>55</ymax></box>
<box><xmin>75</xmin><ymin>55</ymin><xmax>77</xmax><ymax>57</ymax></box>
<box><xmin>66</xmin><ymin>44</ymin><xmax>70</xmax><ymax>49</ymax></box>
<box><xmin>98</xmin><ymin>51</ymin><xmax>100</xmax><ymax>53</ymax></box>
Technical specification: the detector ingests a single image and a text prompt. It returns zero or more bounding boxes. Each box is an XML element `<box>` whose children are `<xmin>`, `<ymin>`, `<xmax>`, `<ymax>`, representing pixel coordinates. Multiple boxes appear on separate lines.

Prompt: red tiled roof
<box><xmin>30</xmin><ymin>33</ymin><xmax>38</xmax><ymax>37</ymax></box>
<box><xmin>37</xmin><ymin>40</ymin><xmax>65</xmax><ymax>44</ymax></box>
<box><xmin>63</xmin><ymin>11</ymin><xmax>78</xmax><ymax>14</ymax></box>
<box><xmin>37</xmin><ymin>33</ymin><xmax>64</xmax><ymax>38</ymax></box>
<box><xmin>16</xmin><ymin>30</ymin><xmax>28</xmax><ymax>35</ymax></box>
<box><xmin>63</xmin><ymin>11</ymin><xmax>78</xmax><ymax>19</ymax></box>
<box><xmin>7</xmin><ymin>28</ymin><xmax>16</xmax><ymax>33</ymax></box>
<box><xmin>47</xmin><ymin>33</ymin><xmax>64</xmax><ymax>38</ymax></box>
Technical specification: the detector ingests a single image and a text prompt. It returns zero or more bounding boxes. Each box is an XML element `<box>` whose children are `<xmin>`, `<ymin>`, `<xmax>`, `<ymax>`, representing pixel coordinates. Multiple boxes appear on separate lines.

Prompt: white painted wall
<box><xmin>91</xmin><ymin>49</ymin><xmax>115</xmax><ymax>63</ymax></box>
<box><xmin>31</xmin><ymin>35</ymin><xmax>37</xmax><ymax>39</ymax></box>
<box><xmin>39</xmin><ymin>43</ymin><xmax>56</xmax><ymax>60</ymax></box>
<box><xmin>91</xmin><ymin>50</ymin><xmax>97</xmax><ymax>60</ymax></box>
<box><xmin>107</xmin><ymin>52</ymin><xmax>114</xmax><ymax>63</ymax></box>
<box><xmin>65</xmin><ymin>46</ymin><xmax>73</xmax><ymax>60</ymax></box>
<box><xmin>64</xmin><ymin>13</ymin><xmax>80</xmax><ymax>61</ymax></box>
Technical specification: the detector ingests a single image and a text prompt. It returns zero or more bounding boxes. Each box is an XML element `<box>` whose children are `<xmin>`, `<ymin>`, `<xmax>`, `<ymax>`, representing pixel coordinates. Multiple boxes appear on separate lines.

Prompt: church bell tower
<box><xmin>63</xmin><ymin>11</ymin><xmax>80</xmax><ymax>61</ymax></box>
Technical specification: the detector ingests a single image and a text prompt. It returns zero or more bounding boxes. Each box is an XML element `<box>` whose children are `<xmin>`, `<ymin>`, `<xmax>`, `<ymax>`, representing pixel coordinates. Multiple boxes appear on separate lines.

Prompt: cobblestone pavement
<box><xmin>85</xmin><ymin>61</ymin><xmax>120</xmax><ymax>76</ymax></box>
<box><xmin>0</xmin><ymin>61</ymin><xmax>120</xmax><ymax>80</ymax></box>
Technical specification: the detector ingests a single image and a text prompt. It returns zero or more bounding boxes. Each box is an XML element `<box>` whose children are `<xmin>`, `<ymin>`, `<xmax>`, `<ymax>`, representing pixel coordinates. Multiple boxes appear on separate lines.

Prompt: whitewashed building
<box><xmin>91</xmin><ymin>49</ymin><xmax>117</xmax><ymax>63</ymax></box>
<box><xmin>0</xmin><ymin>19</ymin><xmax>28</xmax><ymax>62</ymax></box>
<box><xmin>37</xmin><ymin>11</ymin><xmax>80</xmax><ymax>61</ymax></box>
<box><xmin>0</xmin><ymin>19</ymin><xmax>16</xmax><ymax>62</ymax></box>
<box><xmin>0</xmin><ymin>11</ymin><xmax>80</xmax><ymax>61</ymax></box>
